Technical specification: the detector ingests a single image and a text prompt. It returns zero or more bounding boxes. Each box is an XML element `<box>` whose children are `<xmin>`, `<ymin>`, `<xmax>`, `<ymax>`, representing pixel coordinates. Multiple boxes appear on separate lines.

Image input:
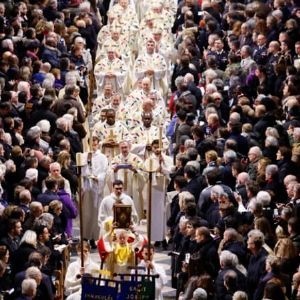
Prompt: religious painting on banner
<box><xmin>113</xmin><ymin>204</ymin><xmax>132</xmax><ymax>229</ymax></box>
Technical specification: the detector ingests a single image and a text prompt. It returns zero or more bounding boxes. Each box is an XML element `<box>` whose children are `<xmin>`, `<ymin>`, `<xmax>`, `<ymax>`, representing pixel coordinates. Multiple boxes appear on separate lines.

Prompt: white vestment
<box><xmin>81</xmin><ymin>150</ymin><xmax>108</xmax><ymax>240</ymax></box>
<box><xmin>137</xmin><ymin>260</ymin><xmax>168</xmax><ymax>300</ymax></box>
<box><xmin>143</xmin><ymin>153</ymin><xmax>173</xmax><ymax>241</ymax></box>
<box><xmin>109</xmin><ymin>152</ymin><xmax>147</xmax><ymax>219</ymax></box>
<box><xmin>64</xmin><ymin>257</ymin><xmax>99</xmax><ymax>296</ymax></box>
<box><xmin>98</xmin><ymin>192</ymin><xmax>138</xmax><ymax>228</ymax></box>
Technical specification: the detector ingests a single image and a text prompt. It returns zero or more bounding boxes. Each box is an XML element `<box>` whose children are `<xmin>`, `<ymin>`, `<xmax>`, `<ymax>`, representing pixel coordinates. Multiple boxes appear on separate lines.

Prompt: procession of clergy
<box><xmin>81</xmin><ymin>0</ymin><xmax>177</xmax><ymax>248</ymax></box>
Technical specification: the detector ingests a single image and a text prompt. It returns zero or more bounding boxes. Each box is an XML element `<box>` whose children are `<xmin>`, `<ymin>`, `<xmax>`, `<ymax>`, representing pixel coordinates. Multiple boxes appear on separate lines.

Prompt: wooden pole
<box><xmin>147</xmin><ymin>158</ymin><xmax>153</xmax><ymax>275</ymax></box>
<box><xmin>76</xmin><ymin>153</ymin><xmax>84</xmax><ymax>268</ymax></box>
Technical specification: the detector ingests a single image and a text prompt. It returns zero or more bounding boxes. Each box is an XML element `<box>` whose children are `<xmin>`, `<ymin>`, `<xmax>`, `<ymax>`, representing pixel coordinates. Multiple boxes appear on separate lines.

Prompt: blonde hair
<box><xmin>49</xmin><ymin>200</ymin><xmax>62</xmax><ymax>212</ymax></box>
<box><xmin>57</xmin><ymin>150</ymin><xmax>70</xmax><ymax>169</ymax></box>
<box><xmin>205</xmin><ymin>150</ymin><xmax>218</xmax><ymax>162</ymax></box>
<box><xmin>274</xmin><ymin>237</ymin><xmax>296</xmax><ymax>259</ymax></box>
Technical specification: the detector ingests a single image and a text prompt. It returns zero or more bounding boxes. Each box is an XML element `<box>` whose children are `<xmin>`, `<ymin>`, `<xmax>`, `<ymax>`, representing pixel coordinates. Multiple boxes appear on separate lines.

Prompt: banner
<box><xmin>81</xmin><ymin>277</ymin><xmax>119</xmax><ymax>300</ymax></box>
<box><xmin>81</xmin><ymin>274</ymin><xmax>156</xmax><ymax>300</ymax></box>
<box><xmin>117</xmin><ymin>274</ymin><xmax>156</xmax><ymax>300</ymax></box>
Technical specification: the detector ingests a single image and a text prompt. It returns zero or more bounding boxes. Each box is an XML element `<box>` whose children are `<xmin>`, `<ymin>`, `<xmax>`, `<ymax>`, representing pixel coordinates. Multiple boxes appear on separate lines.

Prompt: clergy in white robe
<box><xmin>94</xmin><ymin>46</ymin><xmax>128</xmax><ymax>94</ymax></box>
<box><xmin>109</xmin><ymin>141</ymin><xmax>146</xmax><ymax>219</ymax></box>
<box><xmin>137</xmin><ymin>246</ymin><xmax>168</xmax><ymax>300</ymax></box>
<box><xmin>91</xmin><ymin>83</ymin><xmax>113</xmax><ymax>124</ymax></box>
<box><xmin>134</xmin><ymin>38</ymin><xmax>168</xmax><ymax>97</ymax></box>
<box><xmin>93</xmin><ymin>108</ymin><xmax>132</xmax><ymax>160</ymax></box>
<box><xmin>124</xmin><ymin>77</ymin><xmax>152</xmax><ymax>129</ymax></box>
<box><xmin>131</xmin><ymin>112</ymin><xmax>169</xmax><ymax>159</ymax></box>
<box><xmin>64</xmin><ymin>242</ymin><xmax>99</xmax><ymax>297</ymax></box>
<box><xmin>81</xmin><ymin>137</ymin><xmax>108</xmax><ymax>241</ymax></box>
<box><xmin>102</xmin><ymin>93</ymin><xmax>126</xmax><ymax>123</ymax></box>
<box><xmin>144</xmin><ymin>140</ymin><xmax>173</xmax><ymax>241</ymax></box>
<box><xmin>98</xmin><ymin>180</ymin><xmax>138</xmax><ymax>229</ymax></box>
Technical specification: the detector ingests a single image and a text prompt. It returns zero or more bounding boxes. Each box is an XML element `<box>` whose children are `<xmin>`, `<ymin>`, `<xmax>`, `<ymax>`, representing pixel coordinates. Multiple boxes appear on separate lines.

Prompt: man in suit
<box><xmin>0</xmin><ymin>218</ymin><xmax>22</xmax><ymax>256</ymax></box>
<box><xmin>182</xmin><ymin>164</ymin><xmax>202</xmax><ymax>202</ymax></box>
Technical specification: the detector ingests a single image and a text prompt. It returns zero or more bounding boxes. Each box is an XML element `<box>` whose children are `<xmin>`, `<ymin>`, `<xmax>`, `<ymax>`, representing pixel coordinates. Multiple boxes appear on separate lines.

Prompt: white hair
<box><xmin>265</xmin><ymin>136</ymin><xmax>279</xmax><ymax>148</ymax></box>
<box><xmin>26</xmin><ymin>168</ymin><xmax>38</xmax><ymax>181</ymax></box>
<box><xmin>220</xmin><ymin>250</ymin><xmax>238</xmax><ymax>267</ymax></box>
<box><xmin>256</xmin><ymin>191</ymin><xmax>271</xmax><ymax>206</ymax></box>
<box><xmin>56</xmin><ymin>117</ymin><xmax>69</xmax><ymax>130</ymax></box>
<box><xmin>36</xmin><ymin>120</ymin><xmax>51</xmax><ymax>133</ymax></box>
<box><xmin>21</xmin><ymin>278</ymin><xmax>37</xmax><ymax>295</ymax></box>
<box><xmin>20</xmin><ymin>230</ymin><xmax>37</xmax><ymax>247</ymax></box>
<box><xmin>224</xmin><ymin>149</ymin><xmax>237</xmax><ymax>162</ymax></box>
<box><xmin>79</xmin><ymin>0</ymin><xmax>91</xmax><ymax>12</ymax></box>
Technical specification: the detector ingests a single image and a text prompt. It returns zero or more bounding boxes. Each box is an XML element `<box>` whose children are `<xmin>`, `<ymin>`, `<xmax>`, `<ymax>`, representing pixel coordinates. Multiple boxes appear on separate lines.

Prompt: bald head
<box><xmin>237</xmin><ymin>172</ymin><xmax>250</xmax><ymax>185</ymax></box>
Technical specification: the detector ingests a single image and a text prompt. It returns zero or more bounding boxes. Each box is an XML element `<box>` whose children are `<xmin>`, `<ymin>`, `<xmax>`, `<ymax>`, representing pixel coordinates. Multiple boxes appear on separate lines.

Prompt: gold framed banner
<box><xmin>113</xmin><ymin>204</ymin><xmax>132</xmax><ymax>229</ymax></box>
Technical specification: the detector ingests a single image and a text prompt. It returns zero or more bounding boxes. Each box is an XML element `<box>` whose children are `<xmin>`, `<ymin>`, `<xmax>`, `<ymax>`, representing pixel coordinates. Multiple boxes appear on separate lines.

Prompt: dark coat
<box><xmin>52</xmin><ymin>95</ymin><xmax>85</xmax><ymax>123</ymax></box>
<box><xmin>182</xmin><ymin>177</ymin><xmax>202</xmax><ymax>202</ymax></box>
<box><xmin>189</xmin><ymin>236</ymin><xmax>220</xmax><ymax>278</ymax></box>
<box><xmin>0</xmin><ymin>235</ymin><xmax>20</xmax><ymax>256</ymax></box>
<box><xmin>222</xmin><ymin>240</ymin><xmax>247</xmax><ymax>266</ymax></box>
<box><xmin>41</xmin><ymin>45</ymin><xmax>61</xmax><ymax>68</ymax></box>
<box><xmin>30</xmin><ymin>107</ymin><xmax>58</xmax><ymax>134</ymax></box>
<box><xmin>227</xmin><ymin>133</ymin><xmax>249</xmax><ymax>156</ymax></box>
<box><xmin>36</xmin><ymin>190</ymin><xmax>59</xmax><ymax>206</ymax></box>
<box><xmin>215</xmin><ymin>266</ymin><xmax>247</xmax><ymax>300</ymax></box>
<box><xmin>11</xmin><ymin>242</ymin><xmax>36</xmax><ymax>275</ymax></box>
<box><xmin>14</xmin><ymin>271</ymin><xmax>54</xmax><ymax>300</ymax></box>
<box><xmin>247</xmin><ymin>248</ymin><xmax>268</xmax><ymax>299</ymax></box>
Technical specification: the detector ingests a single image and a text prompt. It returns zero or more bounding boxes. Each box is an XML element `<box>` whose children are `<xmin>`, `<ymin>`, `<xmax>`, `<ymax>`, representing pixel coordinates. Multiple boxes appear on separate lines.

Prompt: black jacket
<box><xmin>247</xmin><ymin>248</ymin><xmax>268</xmax><ymax>299</ymax></box>
<box><xmin>189</xmin><ymin>236</ymin><xmax>220</xmax><ymax>278</ymax></box>
<box><xmin>11</xmin><ymin>242</ymin><xmax>36</xmax><ymax>275</ymax></box>
<box><xmin>215</xmin><ymin>266</ymin><xmax>247</xmax><ymax>300</ymax></box>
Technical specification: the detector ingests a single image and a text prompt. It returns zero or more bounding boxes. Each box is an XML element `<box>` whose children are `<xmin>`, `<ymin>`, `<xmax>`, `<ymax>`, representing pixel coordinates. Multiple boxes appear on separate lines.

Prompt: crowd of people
<box><xmin>0</xmin><ymin>0</ymin><xmax>298</xmax><ymax>299</ymax></box>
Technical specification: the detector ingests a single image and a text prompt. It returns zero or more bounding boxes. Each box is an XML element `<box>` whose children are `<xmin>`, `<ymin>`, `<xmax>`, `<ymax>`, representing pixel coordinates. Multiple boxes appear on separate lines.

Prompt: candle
<box><xmin>76</xmin><ymin>152</ymin><xmax>84</xmax><ymax>167</ymax></box>
<box><xmin>149</xmin><ymin>158</ymin><xmax>153</xmax><ymax>172</ymax></box>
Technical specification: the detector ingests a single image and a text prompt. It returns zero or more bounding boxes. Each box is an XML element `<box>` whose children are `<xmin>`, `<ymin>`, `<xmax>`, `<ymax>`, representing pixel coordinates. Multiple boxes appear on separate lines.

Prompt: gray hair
<box><xmin>256</xmin><ymin>191</ymin><xmax>271</xmax><ymax>206</ymax></box>
<box><xmin>36</xmin><ymin>213</ymin><xmax>54</xmax><ymax>229</ymax></box>
<box><xmin>233</xmin><ymin>291</ymin><xmax>248</xmax><ymax>300</ymax></box>
<box><xmin>220</xmin><ymin>250</ymin><xmax>238</xmax><ymax>267</ymax></box>
<box><xmin>184</xmin><ymin>139</ymin><xmax>195</xmax><ymax>149</ymax></box>
<box><xmin>249</xmin><ymin>146</ymin><xmax>262</xmax><ymax>158</ymax></box>
<box><xmin>265</xmin><ymin>164</ymin><xmax>278</xmax><ymax>177</ymax></box>
<box><xmin>224</xmin><ymin>149</ymin><xmax>237</xmax><ymax>162</ymax></box>
<box><xmin>229</xmin><ymin>112</ymin><xmax>241</xmax><ymax>123</ymax></box>
<box><xmin>248</xmin><ymin>229</ymin><xmax>265</xmax><ymax>245</ymax></box>
<box><xmin>211</xmin><ymin>185</ymin><xmax>224</xmax><ymax>197</ymax></box>
<box><xmin>25</xmin><ymin>266</ymin><xmax>42</xmax><ymax>281</ymax></box>
<box><xmin>192</xmin><ymin>288</ymin><xmax>207</xmax><ymax>300</ymax></box>
<box><xmin>21</xmin><ymin>278</ymin><xmax>37</xmax><ymax>295</ymax></box>
<box><xmin>175</xmin><ymin>76</ymin><xmax>184</xmax><ymax>88</ymax></box>
<box><xmin>265</xmin><ymin>136</ymin><xmax>279</xmax><ymax>148</ymax></box>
